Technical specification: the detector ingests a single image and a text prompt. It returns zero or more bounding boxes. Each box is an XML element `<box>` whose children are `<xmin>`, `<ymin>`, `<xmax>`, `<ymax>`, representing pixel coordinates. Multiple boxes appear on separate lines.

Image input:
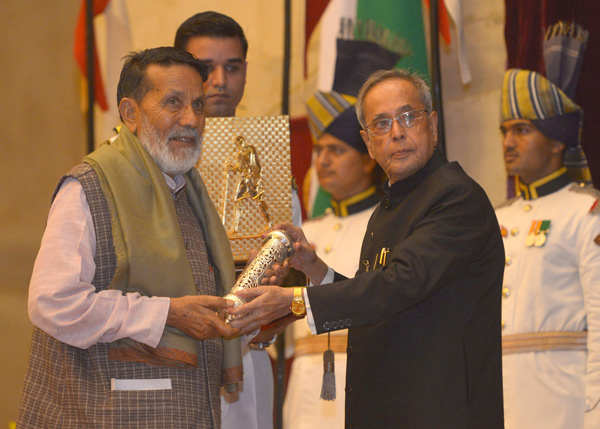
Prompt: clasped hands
<box><xmin>167</xmin><ymin>223</ymin><xmax>327</xmax><ymax>342</ymax></box>
<box><xmin>224</xmin><ymin>222</ymin><xmax>329</xmax><ymax>337</ymax></box>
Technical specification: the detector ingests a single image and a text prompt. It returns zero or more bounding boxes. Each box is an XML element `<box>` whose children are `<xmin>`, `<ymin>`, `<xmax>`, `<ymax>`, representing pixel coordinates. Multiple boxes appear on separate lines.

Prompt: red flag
<box><xmin>304</xmin><ymin>0</ymin><xmax>331</xmax><ymax>76</ymax></box>
<box><xmin>424</xmin><ymin>0</ymin><xmax>452</xmax><ymax>45</ymax></box>
<box><xmin>74</xmin><ymin>0</ymin><xmax>110</xmax><ymax>111</ymax></box>
<box><xmin>289</xmin><ymin>117</ymin><xmax>313</xmax><ymax>219</ymax></box>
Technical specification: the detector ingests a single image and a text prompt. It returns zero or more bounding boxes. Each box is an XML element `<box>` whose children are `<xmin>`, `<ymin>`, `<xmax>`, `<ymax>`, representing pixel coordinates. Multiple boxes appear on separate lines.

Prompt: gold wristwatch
<box><xmin>291</xmin><ymin>287</ymin><xmax>306</xmax><ymax>316</ymax></box>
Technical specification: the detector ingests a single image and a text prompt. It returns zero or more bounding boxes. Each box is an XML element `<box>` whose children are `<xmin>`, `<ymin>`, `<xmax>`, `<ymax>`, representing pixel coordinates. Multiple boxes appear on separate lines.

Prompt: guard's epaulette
<box><xmin>494</xmin><ymin>196</ymin><xmax>520</xmax><ymax>210</ymax></box>
<box><xmin>569</xmin><ymin>183</ymin><xmax>600</xmax><ymax>216</ymax></box>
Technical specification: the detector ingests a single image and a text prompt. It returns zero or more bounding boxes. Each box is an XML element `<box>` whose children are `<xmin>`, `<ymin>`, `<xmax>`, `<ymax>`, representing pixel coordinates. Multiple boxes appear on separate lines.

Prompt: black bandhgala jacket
<box><xmin>307</xmin><ymin>149</ymin><xmax>505</xmax><ymax>428</ymax></box>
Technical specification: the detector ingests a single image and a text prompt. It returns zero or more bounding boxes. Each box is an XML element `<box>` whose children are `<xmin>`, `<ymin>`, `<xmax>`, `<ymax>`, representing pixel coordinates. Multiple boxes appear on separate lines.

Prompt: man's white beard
<box><xmin>138</xmin><ymin>114</ymin><xmax>202</xmax><ymax>176</ymax></box>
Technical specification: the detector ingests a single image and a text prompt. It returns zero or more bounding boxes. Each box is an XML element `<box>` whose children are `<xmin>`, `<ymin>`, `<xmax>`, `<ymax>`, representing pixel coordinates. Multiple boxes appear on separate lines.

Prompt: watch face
<box><xmin>291</xmin><ymin>297</ymin><xmax>305</xmax><ymax>316</ymax></box>
<box><xmin>291</xmin><ymin>287</ymin><xmax>306</xmax><ymax>316</ymax></box>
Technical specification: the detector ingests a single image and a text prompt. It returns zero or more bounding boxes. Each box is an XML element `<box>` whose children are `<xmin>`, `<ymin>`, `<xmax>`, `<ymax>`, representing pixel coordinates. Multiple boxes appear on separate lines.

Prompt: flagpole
<box><xmin>281</xmin><ymin>0</ymin><xmax>291</xmax><ymax>117</ymax></box>
<box><xmin>429</xmin><ymin>0</ymin><xmax>446</xmax><ymax>157</ymax></box>
<box><xmin>86</xmin><ymin>0</ymin><xmax>95</xmax><ymax>154</ymax></box>
<box><xmin>275</xmin><ymin>1</ymin><xmax>292</xmax><ymax>427</ymax></box>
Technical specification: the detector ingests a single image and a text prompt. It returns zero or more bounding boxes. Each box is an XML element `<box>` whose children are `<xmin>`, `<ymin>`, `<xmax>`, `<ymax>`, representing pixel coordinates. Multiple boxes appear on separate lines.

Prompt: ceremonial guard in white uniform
<box><xmin>497</xmin><ymin>45</ymin><xmax>600</xmax><ymax>428</ymax></box>
<box><xmin>284</xmin><ymin>96</ymin><xmax>382</xmax><ymax>429</ymax></box>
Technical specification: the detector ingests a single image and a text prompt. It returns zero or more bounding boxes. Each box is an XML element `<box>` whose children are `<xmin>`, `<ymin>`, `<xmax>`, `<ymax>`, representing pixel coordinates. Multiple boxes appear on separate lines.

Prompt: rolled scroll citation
<box><xmin>224</xmin><ymin>230</ymin><xmax>294</xmax><ymax>324</ymax></box>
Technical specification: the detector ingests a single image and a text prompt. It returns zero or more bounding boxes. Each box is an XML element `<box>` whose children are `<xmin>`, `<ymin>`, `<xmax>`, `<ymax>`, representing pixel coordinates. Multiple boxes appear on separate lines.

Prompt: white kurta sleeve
<box><xmin>28</xmin><ymin>177</ymin><xmax>170</xmax><ymax>349</ymax></box>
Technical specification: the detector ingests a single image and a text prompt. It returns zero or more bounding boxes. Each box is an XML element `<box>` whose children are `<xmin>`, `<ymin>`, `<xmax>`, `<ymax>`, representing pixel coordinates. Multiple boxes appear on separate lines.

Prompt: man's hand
<box><xmin>245</xmin><ymin>244</ymin><xmax>291</xmax><ymax>286</ymax></box>
<box><xmin>250</xmin><ymin>313</ymin><xmax>302</xmax><ymax>345</ymax></box>
<box><xmin>167</xmin><ymin>295</ymin><xmax>240</xmax><ymax>340</ymax></box>
<box><xmin>273</xmin><ymin>223</ymin><xmax>329</xmax><ymax>284</ymax></box>
<box><xmin>227</xmin><ymin>286</ymin><xmax>295</xmax><ymax>335</ymax></box>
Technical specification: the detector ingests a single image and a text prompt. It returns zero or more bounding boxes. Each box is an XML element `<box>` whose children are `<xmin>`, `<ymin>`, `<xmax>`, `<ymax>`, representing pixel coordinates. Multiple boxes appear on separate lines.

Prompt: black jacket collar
<box><xmin>383</xmin><ymin>147</ymin><xmax>447</xmax><ymax>198</ymax></box>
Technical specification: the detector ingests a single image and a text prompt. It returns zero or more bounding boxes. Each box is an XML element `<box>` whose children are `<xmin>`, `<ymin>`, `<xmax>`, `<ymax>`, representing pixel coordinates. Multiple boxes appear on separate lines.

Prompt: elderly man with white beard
<box><xmin>17</xmin><ymin>47</ymin><xmax>243</xmax><ymax>428</ymax></box>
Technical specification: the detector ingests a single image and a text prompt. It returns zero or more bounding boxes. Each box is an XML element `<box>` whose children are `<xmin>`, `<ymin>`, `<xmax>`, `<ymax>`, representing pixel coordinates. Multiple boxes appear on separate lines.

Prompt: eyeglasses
<box><xmin>365</xmin><ymin>110</ymin><xmax>429</xmax><ymax>136</ymax></box>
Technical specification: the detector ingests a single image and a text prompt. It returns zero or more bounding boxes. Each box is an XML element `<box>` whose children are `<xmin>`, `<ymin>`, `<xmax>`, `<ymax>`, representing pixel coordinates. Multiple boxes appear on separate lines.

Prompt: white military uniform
<box><xmin>283</xmin><ymin>187</ymin><xmax>379</xmax><ymax>429</ymax></box>
<box><xmin>496</xmin><ymin>169</ymin><xmax>600</xmax><ymax>429</ymax></box>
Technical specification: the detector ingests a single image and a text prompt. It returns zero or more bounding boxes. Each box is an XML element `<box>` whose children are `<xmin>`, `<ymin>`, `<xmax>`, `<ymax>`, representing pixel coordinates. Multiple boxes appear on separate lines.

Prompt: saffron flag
<box><xmin>74</xmin><ymin>0</ymin><xmax>110</xmax><ymax>111</ymax></box>
<box><xmin>440</xmin><ymin>0</ymin><xmax>472</xmax><ymax>84</ymax></box>
<box><xmin>305</xmin><ymin>0</ymin><xmax>332</xmax><ymax>76</ymax></box>
<box><xmin>97</xmin><ymin>0</ymin><xmax>133</xmax><ymax>140</ymax></box>
<box><xmin>74</xmin><ymin>0</ymin><xmax>132</xmax><ymax>143</ymax></box>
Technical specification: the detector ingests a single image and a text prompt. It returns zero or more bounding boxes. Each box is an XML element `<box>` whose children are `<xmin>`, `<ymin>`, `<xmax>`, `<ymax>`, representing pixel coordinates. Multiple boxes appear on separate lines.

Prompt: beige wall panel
<box><xmin>440</xmin><ymin>0</ymin><xmax>507</xmax><ymax>205</ymax></box>
<box><xmin>0</xmin><ymin>0</ymin><xmax>85</xmax><ymax>423</ymax></box>
<box><xmin>0</xmin><ymin>0</ymin><xmax>85</xmax><ymax>287</ymax></box>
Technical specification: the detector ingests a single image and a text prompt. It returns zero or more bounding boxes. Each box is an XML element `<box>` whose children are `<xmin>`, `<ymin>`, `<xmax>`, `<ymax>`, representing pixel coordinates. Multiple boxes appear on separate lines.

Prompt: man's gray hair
<box><xmin>355</xmin><ymin>69</ymin><xmax>433</xmax><ymax>128</ymax></box>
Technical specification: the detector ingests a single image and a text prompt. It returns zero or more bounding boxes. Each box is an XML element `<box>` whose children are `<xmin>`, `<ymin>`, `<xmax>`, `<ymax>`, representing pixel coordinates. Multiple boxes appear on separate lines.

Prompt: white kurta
<box><xmin>496</xmin><ymin>183</ymin><xmax>600</xmax><ymax>429</ymax></box>
<box><xmin>284</xmin><ymin>206</ymin><xmax>375</xmax><ymax>429</ymax></box>
<box><xmin>221</xmin><ymin>342</ymin><xmax>273</xmax><ymax>429</ymax></box>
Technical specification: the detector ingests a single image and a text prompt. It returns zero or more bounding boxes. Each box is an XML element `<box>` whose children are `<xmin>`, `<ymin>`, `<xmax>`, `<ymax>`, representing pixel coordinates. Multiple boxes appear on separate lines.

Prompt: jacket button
<box><xmin>383</xmin><ymin>199</ymin><xmax>391</xmax><ymax>209</ymax></box>
<box><xmin>369</xmin><ymin>232</ymin><xmax>374</xmax><ymax>242</ymax></box>
<box><xmin>345</xmin><ymin>318</ymin><xmax>352</xmax><ymax>327</ymax></box>
<box><xmin>346</xmin><ymin>384</ymin><xmax>353</xmax><ymax>394</ymax></box>
<box><xmin>323</xmin><ymin>322</ymin><xmax>331</xmax><ymax>331</ymax></box>
<box><xmin>338</xmin><ymin>319</ymin><xmax>346</xmax><ymax>328</ymax></box>
<box><xmin>331</xmin><ymin>321</ymin><xmax>338</xmax><ymax>329</ymax></box>
<box><xmin>347</xmin><ymin>345</ymin><xmax>352</xmax><ymax>356</ymax></box>
<box><xmin>502</xmin><ymin>287</ymin><xmax>510</xmax><ymax>298</ymax></box>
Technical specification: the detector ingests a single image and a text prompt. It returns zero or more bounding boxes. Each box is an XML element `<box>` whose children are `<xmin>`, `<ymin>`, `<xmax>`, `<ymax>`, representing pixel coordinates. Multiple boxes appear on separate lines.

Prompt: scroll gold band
<box><xmin>502</xmin><ymin>331</ymin><xmax>587</xmax><ymax>355</ymax></box>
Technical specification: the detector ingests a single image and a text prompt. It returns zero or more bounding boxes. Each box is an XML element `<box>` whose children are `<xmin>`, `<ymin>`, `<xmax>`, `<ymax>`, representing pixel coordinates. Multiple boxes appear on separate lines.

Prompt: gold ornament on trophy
<box><xmin>223</xmin><ymin>136</ymin><xmax>272</xmax><ymax>236</ymax></box>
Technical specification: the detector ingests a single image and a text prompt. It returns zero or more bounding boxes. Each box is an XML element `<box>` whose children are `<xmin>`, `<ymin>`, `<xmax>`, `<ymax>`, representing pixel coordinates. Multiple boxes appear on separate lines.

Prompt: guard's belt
<box><xmin>502</xmin><ymin>331</ymin><xmax>587</xmax><ymax>355</ymax></box>
<box><xmin>294</xmin><ymin>335</ymin><xmax>348</xmax><ymax>356</ymax></box>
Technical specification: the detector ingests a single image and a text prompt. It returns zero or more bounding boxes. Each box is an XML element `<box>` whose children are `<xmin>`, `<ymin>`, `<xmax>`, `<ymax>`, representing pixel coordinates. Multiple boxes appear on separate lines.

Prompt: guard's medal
<box><xmin>534</xmin><ymin>220</ymin><xmax>551</xmax><ymax>247</ymax></box>
<box><xmin>534</xmin><ymin>233</ymin><xmax>546</xmax><ymax>247</ymax></box>
<box><xmin>525</xmin><ymin>220</ymin><xmax>540</xmax><ymax>247</ymax></box>
<box><xmin>524</xmin><ymin>232</ymin><xmax>536</xmax><ymax>247</ymax></box>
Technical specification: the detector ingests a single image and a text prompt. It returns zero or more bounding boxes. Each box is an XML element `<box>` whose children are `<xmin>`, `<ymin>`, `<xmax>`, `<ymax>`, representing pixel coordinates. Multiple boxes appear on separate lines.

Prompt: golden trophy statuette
<box><xmin>197</xmin><ymin>116</ymin><xmax>292</xmax><ymax>262</ymax></box>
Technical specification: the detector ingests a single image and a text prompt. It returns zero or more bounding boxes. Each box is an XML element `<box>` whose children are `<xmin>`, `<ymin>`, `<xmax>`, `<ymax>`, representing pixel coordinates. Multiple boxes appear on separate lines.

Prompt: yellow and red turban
<box><xmin>501</xmin><ymin>68</ymin><xmax>590</xmax><ymax>182</ymax></box>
